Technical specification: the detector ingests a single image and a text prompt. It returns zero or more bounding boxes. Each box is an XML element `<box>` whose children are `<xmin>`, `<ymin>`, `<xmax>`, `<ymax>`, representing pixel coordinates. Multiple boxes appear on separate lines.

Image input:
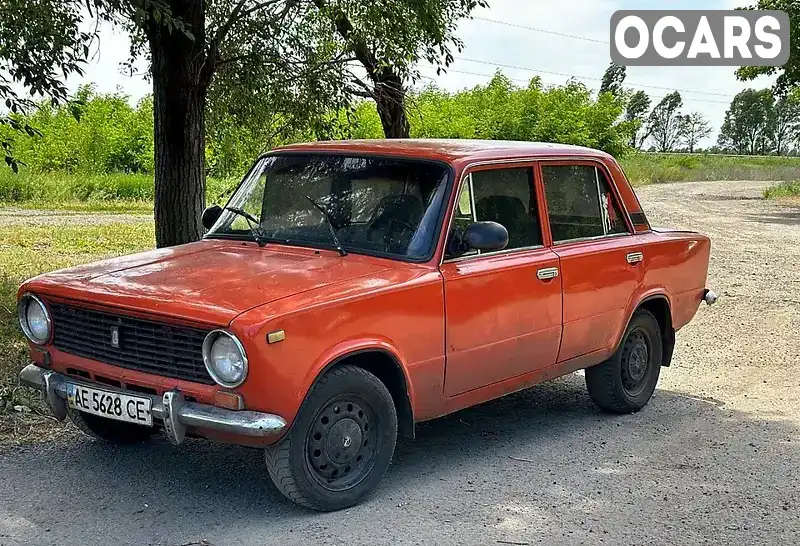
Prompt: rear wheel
<box><xmin>585</xmin><ymin>309</ymin><xmax>663</xmax><ymax>413</ymax></box>
<box><xmin>69</xmin><ymin>410</ymin><xmax>156</xmax><ymax>444</ymax></box>
<box><xmin>265</xmin><ymin>365</ymin><xmax>397</xmax><ymax>511</ymax></box>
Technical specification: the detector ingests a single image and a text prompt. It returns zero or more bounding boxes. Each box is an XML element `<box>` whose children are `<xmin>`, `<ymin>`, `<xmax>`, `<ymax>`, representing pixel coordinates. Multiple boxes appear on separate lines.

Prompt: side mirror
<box><xmin>464</xmin><ymin>221</ymin><xmax>509</xmax><ymax>252</ymax></box>
<box><xmin>202</xmin><ymin>204</ymin><xmax>223</xmax><ymax>230</ymax></box>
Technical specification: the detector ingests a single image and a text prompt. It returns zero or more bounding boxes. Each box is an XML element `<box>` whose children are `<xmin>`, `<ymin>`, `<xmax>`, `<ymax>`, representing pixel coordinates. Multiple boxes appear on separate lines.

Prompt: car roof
<box><xmin>274</xmin><ymin>139</ymin><xmax>612</xmax><ymax>164</ymax></box>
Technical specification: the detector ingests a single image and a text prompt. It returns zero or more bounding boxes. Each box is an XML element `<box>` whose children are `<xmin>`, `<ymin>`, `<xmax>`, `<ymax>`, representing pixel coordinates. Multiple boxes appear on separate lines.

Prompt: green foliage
<box><xmin>599</xmin><ymin>62</ymin><xmax>626</xmax><ymax>98</ymax></box>
<box><xmin>625</xmin><ymin>90</ymin><xmax>652</xmax><ymax>150</ymax></box>
<box><xmin>678</xmin><ymin>112</ymin><xmax>713</xmax><ymax>154</ymax></box>
<box><xmin>0</xmin><ymin>170</ymin><xmax>236</xmax><ymax>207</ymax></box>
<box><xmin>736</xmin><ymin>0</ymin><xmax>800</xmax><ymax>92</ymax></box>
<box><xmin>403</xmin><ymin>75</ymin><xmax>634</xmax><ymax>157</ymax></box>
<box><xmin>763</xmin><ymin>180</ymin><xmax>800</xmax><ymax>199</ymax></box>
<box><xmin>647</xmin><ymin>92</ymin><xmax>684</xmax><ymax>152</ymax></box>
<box><xmin>622</xmin><ymin>153</ymin><xmax>800</xmax><ymax>185</ymax></box>
<box><xmin>0</xmin><ymin>85</ymin><xmax>154</xmax><ymax>175</ymax></box>
<box><xmin>718</xmin><ymin>89</ymin><xmax>777</xmax><ymax>155</ymax></box>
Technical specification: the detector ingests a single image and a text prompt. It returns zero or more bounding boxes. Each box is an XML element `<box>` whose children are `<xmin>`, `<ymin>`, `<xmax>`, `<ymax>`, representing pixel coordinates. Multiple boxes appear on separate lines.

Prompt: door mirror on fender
<box><xmin>202</xmin><ymin>204</ymin><xmax>223</xmax><ymax>230</ymax></box>
<box><xmin>464</xmin><ymin>221</ymin><xmax>509</xmax><ymax>252</ymax></box>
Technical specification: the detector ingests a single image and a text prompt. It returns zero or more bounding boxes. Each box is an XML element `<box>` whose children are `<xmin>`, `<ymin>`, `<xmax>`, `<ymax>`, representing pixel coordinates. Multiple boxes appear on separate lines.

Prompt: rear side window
<box><xmin>541</xmin><ymin>165</ymin><xmax>629</xmax><ymax>243</ymax></box>
<box><xmin>448</xmin><ymin>167</ymin><xmax>542</xmax><ymax>257</ymax></box>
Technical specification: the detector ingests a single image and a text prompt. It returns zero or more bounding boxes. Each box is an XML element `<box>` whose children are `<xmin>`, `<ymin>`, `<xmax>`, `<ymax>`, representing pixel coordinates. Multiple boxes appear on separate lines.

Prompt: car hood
<box><xmin>24</xmin><ymin>239</ymin><xmax>394</xmax><ymax>325</ymax></box>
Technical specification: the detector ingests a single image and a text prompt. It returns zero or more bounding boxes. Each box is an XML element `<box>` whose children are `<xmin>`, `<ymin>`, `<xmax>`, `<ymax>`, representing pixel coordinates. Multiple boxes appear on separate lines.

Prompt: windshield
<box><xmin>206</xmin><ymin>154</ymin><xmax>452</xmax><ymax>261</ymax></box>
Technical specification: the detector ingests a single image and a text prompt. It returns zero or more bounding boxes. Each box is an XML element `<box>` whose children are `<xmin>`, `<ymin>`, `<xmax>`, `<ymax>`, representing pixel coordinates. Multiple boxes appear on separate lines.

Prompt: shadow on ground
<box><xmin>744</xmin><ymin>208</ymin><xmax>800</xmax><ymax>226</ymax></box>
<box><xmin>1</xmin><ymin>375</ymin><xmax>798</xmax><ymax>545</ymax></box>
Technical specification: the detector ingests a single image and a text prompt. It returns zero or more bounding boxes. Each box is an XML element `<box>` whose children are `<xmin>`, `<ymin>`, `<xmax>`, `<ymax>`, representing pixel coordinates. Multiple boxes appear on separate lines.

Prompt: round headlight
<box><xmin>202</xmin><ymin>330</ymin><xmax>248</xmax><ymax>388</ymax></box>
<box><xmin>18</xmin><ymin>294</ymin><xmax>51</xmax><ymax>345</ymax></box>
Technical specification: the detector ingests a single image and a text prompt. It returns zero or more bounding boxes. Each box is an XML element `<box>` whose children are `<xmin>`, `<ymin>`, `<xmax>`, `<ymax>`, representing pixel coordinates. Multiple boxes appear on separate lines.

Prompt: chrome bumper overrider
<box><xmin>19</xmin><ymin>364</ymin><xmax>286</xmax><ymax>445</ymax></box>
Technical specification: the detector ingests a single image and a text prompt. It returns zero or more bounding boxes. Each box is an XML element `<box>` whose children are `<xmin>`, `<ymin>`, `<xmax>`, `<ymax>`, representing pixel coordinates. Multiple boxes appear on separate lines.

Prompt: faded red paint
<box><xmin>19</xmin><ymin>140</ymin><xmax>711</xmax><ymax>446</ymax></box>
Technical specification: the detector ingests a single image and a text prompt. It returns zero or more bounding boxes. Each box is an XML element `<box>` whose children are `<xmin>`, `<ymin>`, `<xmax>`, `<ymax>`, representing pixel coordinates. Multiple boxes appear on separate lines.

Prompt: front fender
<box><xmin>302</xmin><ymin>336</ymin><xmax>412</xmax><ymax>402</ymax></box>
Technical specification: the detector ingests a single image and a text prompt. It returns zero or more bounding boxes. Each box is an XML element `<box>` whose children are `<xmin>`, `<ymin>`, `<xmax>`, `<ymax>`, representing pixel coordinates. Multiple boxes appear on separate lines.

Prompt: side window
<box><xmin>541</xmin><ymin>165</ymin><xmax>630</xmax><ymax>243</ymax></box>
<box><xmin>447</xmin><ymin>167</ymin><xmax>541</xmax><ymax>257</ymax></box>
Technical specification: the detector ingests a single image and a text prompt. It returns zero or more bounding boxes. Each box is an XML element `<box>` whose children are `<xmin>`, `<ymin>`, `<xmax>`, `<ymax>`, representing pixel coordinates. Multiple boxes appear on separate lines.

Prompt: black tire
<box><xmin>69</xmin><ymin>409</ymin><xmax>156</xmax><ymax>445</ymax></box>
<box><xmin>585</xmin><ymin>309</ymin><xmax>663</xmax><ymax>413</ymax></box>
<box><xmin>265</xmin><ymin>365</ymin><xmax>398</xmax><ymax>512</ymax></box>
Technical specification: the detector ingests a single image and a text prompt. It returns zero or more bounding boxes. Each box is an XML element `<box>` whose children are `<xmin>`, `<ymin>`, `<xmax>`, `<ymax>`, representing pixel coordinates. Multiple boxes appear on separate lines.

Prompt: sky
<box><xmin>71</xmin><ymin>0</ymin><xmax>776</xmax><ymax>148</ymax></box>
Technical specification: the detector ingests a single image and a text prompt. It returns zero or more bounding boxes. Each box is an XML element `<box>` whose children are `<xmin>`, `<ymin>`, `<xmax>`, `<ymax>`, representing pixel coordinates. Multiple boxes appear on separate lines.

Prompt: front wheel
<box><xmin>585</xmin><ymin>309</ymin><xmax>663</xmax><ymax>413</ymax></box>
<box><xmin>265</xmin><ymin>365</ymin><xmax>398</xmax><ymax>511</ymax></box>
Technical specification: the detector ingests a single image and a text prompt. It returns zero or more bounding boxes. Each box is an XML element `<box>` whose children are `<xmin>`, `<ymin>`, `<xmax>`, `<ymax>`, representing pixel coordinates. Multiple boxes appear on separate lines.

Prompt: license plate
<box><xmin>67</xmin><ymin>383</ymin><xmax>153</xmax><ymax>427</ymax></box>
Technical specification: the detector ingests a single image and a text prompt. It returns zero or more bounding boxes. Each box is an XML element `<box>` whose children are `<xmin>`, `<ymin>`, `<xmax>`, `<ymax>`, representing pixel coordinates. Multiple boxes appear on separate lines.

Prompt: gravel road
<box><xmin>1</xmin><ymin>180</ymin><xmax>799</xmax><ymax>546</ymax></box>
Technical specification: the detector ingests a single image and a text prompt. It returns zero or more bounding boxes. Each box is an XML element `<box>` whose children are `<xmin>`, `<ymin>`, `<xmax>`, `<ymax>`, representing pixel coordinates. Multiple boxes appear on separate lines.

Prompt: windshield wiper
<box><xmin>303</xmin><ymin>195</ymin><xmax>347</xmax><ymax>257</ymax></box>
<box><xmin>224</xmin><ymin>206</ymin><xmax>268</xmax><ymax>247</ymax></box>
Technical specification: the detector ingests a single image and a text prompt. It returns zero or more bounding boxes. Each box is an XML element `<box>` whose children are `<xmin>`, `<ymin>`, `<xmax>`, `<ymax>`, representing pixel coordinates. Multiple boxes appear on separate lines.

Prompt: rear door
<box><xmin>440</xmin><ymin>164</ymin><xmax>563</xmax><ymax>397</ymax></box>
<box><xmin>539</xmin><ymin>161</ymin><xmax>644</xmax><ymax>363</ymax></box>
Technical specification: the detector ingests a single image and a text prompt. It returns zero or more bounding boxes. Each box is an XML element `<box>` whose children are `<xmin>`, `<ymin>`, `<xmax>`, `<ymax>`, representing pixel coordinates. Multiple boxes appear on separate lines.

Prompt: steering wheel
<box><xmin>367</xmin><ymin>217</ymin><xmax>417</xmax><ymax>249</ymax></box>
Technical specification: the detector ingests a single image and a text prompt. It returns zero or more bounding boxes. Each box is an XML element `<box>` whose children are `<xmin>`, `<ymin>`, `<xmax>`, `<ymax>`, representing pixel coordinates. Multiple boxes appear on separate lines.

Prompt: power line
<box><xmin>441</xmin><ymin>68</ymin><xmax>732</xmax><ymax>105</ymax></box>
<box><xmin>473</xmin><ymin>16</ymin><xmax>610</xmax><ymax>44</ymax></box>
<box><xmin>454</xmin><ymin>57</ymin><xmax>735</xmax><ymax>99</ymax></box>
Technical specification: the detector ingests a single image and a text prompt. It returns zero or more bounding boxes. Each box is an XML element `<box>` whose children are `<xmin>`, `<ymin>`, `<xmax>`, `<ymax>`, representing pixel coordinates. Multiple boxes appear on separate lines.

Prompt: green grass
<box><xmin>0</xmin><ymin>170</ymin><xmax>240</xmax><ymax>210</ymax></box>
<box><xmin>0</xmin><ymin>221</ymin><xmax>155</xmax><ymax>434</ymax></box>
<box><xmin>0</xmin><ymin>155</ymin><xmax>799</xmax><ymax>211</ymax></box>
<box><xmin>620</xmin><ymin>153</ymin><xmax>800</xmax><ymax>186</ymax></box>
<box><xmin>763</xmin><ymin>180</ymin><xmax>800</xmax><ymax>199</ymax></box>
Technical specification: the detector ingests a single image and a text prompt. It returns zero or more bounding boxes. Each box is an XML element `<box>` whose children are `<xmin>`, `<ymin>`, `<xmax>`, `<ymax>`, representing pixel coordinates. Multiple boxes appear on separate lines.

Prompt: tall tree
<box><xmin>736</xmin><ymin>0</ymin><xmax>799</xmax><ymax>92</ymax></box>
<box><xmin>625</xmin><ymin>90</ymin><xmax>651</xmax><ymax>149</ymax></box>
<box><xmin>313</xmin><ymin>0</ymin><xmax>487</xmax><ymax>139</ymax></box>
<box><xmin>0</xmin><ymin>0</ymin><xmax>481</xmax><ymax>247</ymax></box>
<box><xmin>772</xmin><ymin>91</ymin><xmax>800</xmax><ymax>155</ymax></box>
<box><xmin>718</xmin><ymin>89</ymin><xmax>775</xmax><ymax>155</ymax></box>
<box><xmin>678</xmin><ymin>112</ymin><xmax>712</xmax><ymax>153</ymax></box>
<box><xmin>646</xmin><ymin>91</ymin><xmax>684</xmax><ymax>152</ymax></box>
<box><xmin>599</xmin><ymin>62</ymin><xmax>626</xmax><ymax>98</ymax></box>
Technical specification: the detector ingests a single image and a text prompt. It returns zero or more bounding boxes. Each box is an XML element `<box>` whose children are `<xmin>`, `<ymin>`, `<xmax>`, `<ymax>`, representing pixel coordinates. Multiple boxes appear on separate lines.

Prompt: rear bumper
<box><xmin>19</xmin><ymin>364</ymin><xmax>287</xmax><ymax>445</ymax></box>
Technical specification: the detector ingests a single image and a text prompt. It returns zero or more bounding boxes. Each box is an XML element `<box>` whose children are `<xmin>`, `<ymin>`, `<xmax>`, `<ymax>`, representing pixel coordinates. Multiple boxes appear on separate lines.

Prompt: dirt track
<box><xmin>0</xmin><ymin>180</ymin><xmax>799</xmax><ymax>546</ymax></box>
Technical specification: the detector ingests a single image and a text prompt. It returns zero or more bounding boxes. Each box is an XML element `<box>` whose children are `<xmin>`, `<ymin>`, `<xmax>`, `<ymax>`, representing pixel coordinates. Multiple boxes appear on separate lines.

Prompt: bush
<box><xmin>763</xmin><ymin>180</ymin><xmax>800</xmax><ymax>199</ymax></box>
<box><xmin>621</xmin><ymin>153</ymin><xmax>800</xmax><ymax>185</ymax></box>
<box><xmin>0</xmin><ymin>170</ymin><xmax>240</xmax><ymax>206</ymax></box>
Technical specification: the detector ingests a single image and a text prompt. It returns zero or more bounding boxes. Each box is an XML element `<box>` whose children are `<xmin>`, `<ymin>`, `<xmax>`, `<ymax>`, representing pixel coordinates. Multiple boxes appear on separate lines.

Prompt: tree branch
<box><xmin>203</xmin><ymin>0</ymin><xmax>290</xmax><ymax>83</ymax></box>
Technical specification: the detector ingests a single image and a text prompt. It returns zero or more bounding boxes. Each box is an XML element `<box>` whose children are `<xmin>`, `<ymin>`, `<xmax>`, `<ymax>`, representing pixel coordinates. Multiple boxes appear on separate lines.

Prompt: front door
<box><xmin>440</xmin><ymin>165</ymin><xmax>563</xmax><ymax>397</ymax></box>
<box><xmin>539</xmin><ymin>162</ymin><xmax>644</xmax><ymax>362</ymax></box>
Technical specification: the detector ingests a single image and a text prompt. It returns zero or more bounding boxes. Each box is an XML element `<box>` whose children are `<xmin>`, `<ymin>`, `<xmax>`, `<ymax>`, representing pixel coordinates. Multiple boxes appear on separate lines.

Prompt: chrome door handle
<box><xmin>626</xmin><ymin>252</ymin><xmax>644</xmax><ymax>265</ymax></box>
<box><xmin>537</xmin><ymin>267</ymin><xmax>559</xmax><ymax>280</ymax></box>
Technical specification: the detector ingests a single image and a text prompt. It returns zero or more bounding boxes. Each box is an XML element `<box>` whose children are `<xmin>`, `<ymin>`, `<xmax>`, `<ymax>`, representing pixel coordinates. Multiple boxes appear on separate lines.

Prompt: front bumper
<box><xmin>19</xmin><ymin>364</ymin><xmax>287</xmax><ymax>445</ymax></box>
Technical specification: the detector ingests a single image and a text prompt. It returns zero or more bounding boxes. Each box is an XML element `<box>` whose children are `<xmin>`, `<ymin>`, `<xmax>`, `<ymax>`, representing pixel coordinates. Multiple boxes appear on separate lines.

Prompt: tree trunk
<box><xmin>373</xmin><ymin>71</ymin><xmax>410</xmax><ymax>139</ymax></box>
<box><xmin>310</xmin><ymin>0</ymin><xmax>410</xmax><ymax>140</ymax></box>
<box><xmin>147</xmin><ymin>1</ymin><xmax>208</xmax><ymax>248</ymax></box>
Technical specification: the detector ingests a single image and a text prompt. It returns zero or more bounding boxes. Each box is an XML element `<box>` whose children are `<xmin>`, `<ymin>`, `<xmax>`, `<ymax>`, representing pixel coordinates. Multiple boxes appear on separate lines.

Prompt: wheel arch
<box><xmin>619</xmin><ymin>293</ymin><xmax>675</xmax><ymax>367</ymax></box>
<box><xmin>308</xmin><ymin>344</ymin><xmax>415</xmax><ymax>439</ymax></box>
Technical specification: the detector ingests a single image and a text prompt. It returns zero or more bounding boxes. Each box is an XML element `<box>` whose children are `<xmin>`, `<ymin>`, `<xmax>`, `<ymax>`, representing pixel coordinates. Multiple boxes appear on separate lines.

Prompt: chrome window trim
<box><xmin>442</xmin><ymin>244</ymin><xmax>547</xmax><ymax>264</ymax></box>
<box><xmin>551</xmin><ymin>232</ymin><xmax>631</xmax><ymax>246</ymax></box>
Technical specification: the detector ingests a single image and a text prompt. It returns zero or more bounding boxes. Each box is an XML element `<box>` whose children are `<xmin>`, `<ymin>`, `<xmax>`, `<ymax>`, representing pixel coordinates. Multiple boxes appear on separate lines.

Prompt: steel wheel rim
<box><xmin>621</xmin><ymin>329</ymin><xmax>652</xmax><ymax>396</ymax></box>
<box><xmin>304</xmin><ymin>395</ymin><xmax>379</xmax><ymax>492</ymax></box>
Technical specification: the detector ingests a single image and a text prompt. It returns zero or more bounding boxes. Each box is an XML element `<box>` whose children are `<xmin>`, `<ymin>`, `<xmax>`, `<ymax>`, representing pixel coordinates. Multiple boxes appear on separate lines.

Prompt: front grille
<box><xmin>50</xmin><ymin>303</ymin><xmax>214</xmax><ymax>384</ymax></box>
